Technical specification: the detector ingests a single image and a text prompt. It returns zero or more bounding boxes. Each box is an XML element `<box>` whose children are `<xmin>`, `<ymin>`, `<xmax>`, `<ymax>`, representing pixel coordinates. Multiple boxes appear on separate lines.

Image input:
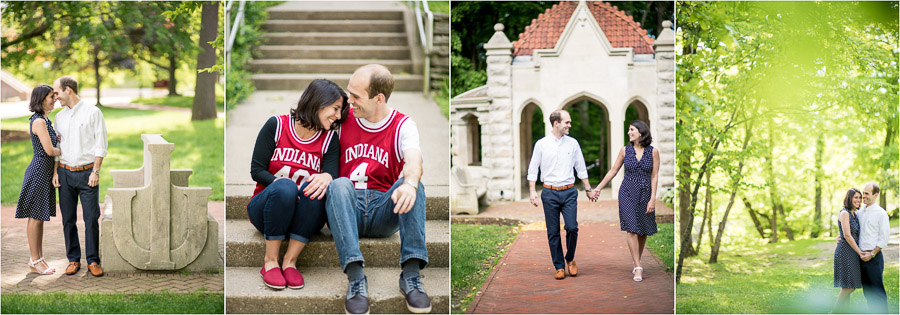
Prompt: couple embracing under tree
<box><xmin>833</xmin><ymin>183</ymin><xmax>890</xmax><ymax>313</ymax></box>
<box><xmin>16</xmin><ymin>76</ymin><xmax>108</xmax><ymax>277</ymax></box>
<box><xmin>528</xmin><ymin>109</ymin><xmax>659</xmax><ymax>282</ymax></box>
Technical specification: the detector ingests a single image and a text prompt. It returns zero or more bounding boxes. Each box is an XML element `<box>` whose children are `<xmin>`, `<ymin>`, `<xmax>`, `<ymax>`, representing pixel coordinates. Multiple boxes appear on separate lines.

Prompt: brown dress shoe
<box><xmin>88</xmin><ymin>262</ymin><xmax>104</xmax><ymax>277</ymax></box>
<box><xmin>555</xmin><ymin>268</ymin><xmax>566</xmax><ymax>280</ymax></box>
<box><xmin>567</xmin><ymin>261</ymin><xmax>578</xmax><ymax>277</ymax></box>
<box><xmin>65</xmin><ymin>262</ymin><xmax>80</xmax><ymax>275</ymax></box>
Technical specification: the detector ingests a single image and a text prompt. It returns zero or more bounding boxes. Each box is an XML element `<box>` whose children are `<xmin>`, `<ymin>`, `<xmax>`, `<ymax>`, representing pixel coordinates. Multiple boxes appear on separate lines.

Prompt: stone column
<box><xmin>483</xmin><ymin>23</ymin><xmax>515</xmax><ymax>203</ymax></box>
<box><xmin>654</xmin><ymin>21</ymin><xmax>676</xmax><ymax>195</ymax></box>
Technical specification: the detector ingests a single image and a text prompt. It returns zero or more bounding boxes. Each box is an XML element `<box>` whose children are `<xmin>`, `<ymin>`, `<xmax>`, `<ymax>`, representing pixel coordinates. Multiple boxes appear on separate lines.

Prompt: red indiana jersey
<box><xmin>252</xmin><ymin>114</ymin><xmax>336</xmax><ymax>199</ymax></box>
<box><xmin>339</xmin><ymin>108</ymin><xmax>409</xmax><ymax>192</ymax></box>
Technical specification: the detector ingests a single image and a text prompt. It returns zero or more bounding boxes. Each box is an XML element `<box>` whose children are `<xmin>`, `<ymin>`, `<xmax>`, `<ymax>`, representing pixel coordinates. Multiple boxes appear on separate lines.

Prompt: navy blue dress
<box><xmin>15</xmin><ymin>114</ymin><xmax>58</xmax><ymax>221</ymax></box>
<box><xmin>834</xmin><ymin>209</ymin><xmax>861</xmax><ymax>288</ymax></box>
<box><xmin>618</xmin><ymin>145</ymin><xmax>657</xmax><ymax>235</ymax></box>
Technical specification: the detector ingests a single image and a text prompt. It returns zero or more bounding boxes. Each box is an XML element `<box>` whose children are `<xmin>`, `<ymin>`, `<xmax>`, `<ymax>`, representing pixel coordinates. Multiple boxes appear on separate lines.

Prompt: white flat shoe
<box><xmin>632</xmin><ymin>267</ymin><xmax>643</xmax><ymax>282</ymax></box>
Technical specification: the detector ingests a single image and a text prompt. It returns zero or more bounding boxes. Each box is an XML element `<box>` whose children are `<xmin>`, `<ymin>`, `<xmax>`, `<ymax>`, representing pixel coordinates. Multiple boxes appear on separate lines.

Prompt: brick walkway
<box><xmin>1</xmin><ymin>202</ymin><xmax>224</xmax><ymax>294</ymax></box>
<box><xmin>468</xmin><ymin>221</ymin><xmax>674</xmax><ymax>314</ymax></box>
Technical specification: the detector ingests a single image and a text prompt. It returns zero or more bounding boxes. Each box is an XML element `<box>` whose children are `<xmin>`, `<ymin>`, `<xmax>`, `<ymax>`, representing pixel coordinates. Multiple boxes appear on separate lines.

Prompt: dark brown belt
<box><xmin>59</xmin><ymin>162</ymin><xmax>94</xmax><ymax>172</ymax></box>
<box><xmin>543</xmin><ymin>184</ymin><xmax>574</xmax><ymax>191</ymax></box>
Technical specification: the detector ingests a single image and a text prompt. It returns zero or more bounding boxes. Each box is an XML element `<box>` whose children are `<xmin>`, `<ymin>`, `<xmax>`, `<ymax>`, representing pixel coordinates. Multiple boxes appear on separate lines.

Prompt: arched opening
<box><xmin>563</xmin><ymin>98</ymin><xmax>610</xmax><ymax>186</ymax></box>
<box><xmin>462</xmin><ymin>114</ymin><xmax>482</xmax><ymax>166</ymax></box>
<box><xmin>520</xmin><ymin>103</ymin><xmax>544</xmax><ymax>198</ymax></box>
<box><xmin>624</xmin><ymin>100</ymin><xmax>650</xmax><ymax>145</ymax></box>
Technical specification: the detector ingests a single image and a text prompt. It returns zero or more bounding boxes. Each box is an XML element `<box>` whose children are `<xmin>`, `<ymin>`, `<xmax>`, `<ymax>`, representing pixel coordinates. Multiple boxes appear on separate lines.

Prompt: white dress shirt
<box><xmin>526</xmin><ymin>135</ymin><xmax>588</xmax><ymax>186</ymax></box>
<box><xmin>55</xmin><ymin>100</ymin><xmax>108</xmax><ymax>166</ymax></box>
<box><xmin>857</xmin><ymin>203</ymin><xmax>890</xmax><ymax>251</ymax></box>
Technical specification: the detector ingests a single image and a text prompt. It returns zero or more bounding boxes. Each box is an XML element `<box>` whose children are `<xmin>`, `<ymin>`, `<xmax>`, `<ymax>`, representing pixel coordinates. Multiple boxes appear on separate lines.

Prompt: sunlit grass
<box><xmin>677</xmin><ymin>238</ymin><xmax>899</xmax><ymax>314</ymax></box>
<box><xmin>1</xmin><ymin>107</ymin><xmax>224</xmax><ymax>205</ymax></box>
<box><xmin>450</xmin><ymin>223</ymin><xmax>520</xmax><ymax>314</ymax></box>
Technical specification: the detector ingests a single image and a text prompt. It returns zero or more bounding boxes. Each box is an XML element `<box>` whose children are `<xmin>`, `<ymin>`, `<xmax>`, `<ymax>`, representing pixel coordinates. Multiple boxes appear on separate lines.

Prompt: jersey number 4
<box><xmin>273</xmin><ymin>166</ymin><xmax>310</xmax><ymax>187</ymax></box>
<box><xmin>349</xmin><ymin>162</ymin><xmax>369</xmax><ymax>189</ymax></box>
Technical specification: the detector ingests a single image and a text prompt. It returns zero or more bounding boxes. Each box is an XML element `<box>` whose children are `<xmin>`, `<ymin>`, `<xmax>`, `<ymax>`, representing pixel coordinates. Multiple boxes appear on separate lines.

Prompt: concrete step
<box><xmin>267</xmin><ymin>10</ymin><xmax>404</xmax><ymax>21</ymax></box>
<box><xmin>263</xmin><ymin>32</ymin><xmax>408</xmax><ymax>46</ymax></box>
<box><xmin>258</xmin><ymin>45</ymin><xmax>410</xmax><ymax>60</ymax></box>
<box><xmin>226</xmin><ymin>220</ymin><xmax>449</xmax><ymax>268</ymax></box>
<box><xmin>263</xmin><ymin>20</ymin><xmax>405</xmax><ymax>33</ymax></box>
<box><xmin>250</xmin><ymin>59</ymin><xmax>413</xmax><ymax>74</ymax></box>
<box><xmin>225</xmin><ymin>190</ymin><xmax>448</xmax><ymax>221</ymax></box>
<box><xmin>226</xmin><ymin>267</ymin><xmax>449</xmax><ymax>314</ymax></box>
<box><xmin>252</xmin><ymin>73</ymin><xmax>423</xmax><ymax>91</ymax></box>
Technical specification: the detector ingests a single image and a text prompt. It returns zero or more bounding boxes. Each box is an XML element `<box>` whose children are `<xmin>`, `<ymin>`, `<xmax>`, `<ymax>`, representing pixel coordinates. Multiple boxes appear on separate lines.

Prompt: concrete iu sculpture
<box><xmin>100</xmin><ymin>134</ymin><xmax>219</xmax><ymax>272</ymax></box>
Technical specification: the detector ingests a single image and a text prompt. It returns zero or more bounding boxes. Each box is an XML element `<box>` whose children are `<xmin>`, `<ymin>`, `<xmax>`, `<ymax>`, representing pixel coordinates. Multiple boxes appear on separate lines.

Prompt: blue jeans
<box><xmin>58</xmin><ymin>167</ymin><xmax>100</xmax><ymax>264</ymax></box>
<box><xmin>861</xmin><ymin>251</ymin><xmax>888</xmax><ymax>313</ymax></box>
<box><xmin>541</xmin><ymin>187</ymin><xmax>578</xmax><ymax>270</ymax></box>
<box><xmin>247</xmin><ymin>179</ymin><xmax>326</xmax><ymax>243</ymax></box>
<box><xmin>325</xmin><ymin>177</ymin><xmax>428</xmax><ymax>272</ymax></box>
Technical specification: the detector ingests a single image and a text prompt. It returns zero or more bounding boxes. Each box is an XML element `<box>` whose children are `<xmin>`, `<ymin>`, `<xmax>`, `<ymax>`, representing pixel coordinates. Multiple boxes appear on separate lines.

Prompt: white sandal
<box><xmin>28</xmin><ymin>257</ymin><xmax>55</xmax><ymax>275</ymax></box>
<box><xmin>632</xmin><ymin>267</ymin><xmax>643</xmax><ymax>282</ymax></box>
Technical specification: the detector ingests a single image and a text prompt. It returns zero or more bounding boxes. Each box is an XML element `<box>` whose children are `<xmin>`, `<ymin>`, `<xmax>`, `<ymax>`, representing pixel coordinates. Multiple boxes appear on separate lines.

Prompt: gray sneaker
<box><xmin>399</xmin><ymin>275</ymin><xmax>432</xmax><ymax>313</ymax></box>
<box><xmin>345</xmin><ymin>276</ymin><xmax>369</xmax><ymax>314</ymax></box>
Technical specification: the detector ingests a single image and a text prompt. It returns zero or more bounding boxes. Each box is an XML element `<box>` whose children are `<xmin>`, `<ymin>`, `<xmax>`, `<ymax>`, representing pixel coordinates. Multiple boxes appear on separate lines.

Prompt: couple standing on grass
<box><xmin>527</xmin><ymin>109</ymin><xmax>659</xmax><ymax>282</ymax></box>
<box><xmin>246</xmin><ymin>64</ymin><xmax>432</xmax><ymax>314</ymax></box>
<box><xmin>834</xmin><ymin>183</ymin><xmax>890</xmax><ymax>313</ymax></box>
<box><xmin>16</xmin><ymin>76</ymin><xmax>109</xmax><ymax>278</ymax></box>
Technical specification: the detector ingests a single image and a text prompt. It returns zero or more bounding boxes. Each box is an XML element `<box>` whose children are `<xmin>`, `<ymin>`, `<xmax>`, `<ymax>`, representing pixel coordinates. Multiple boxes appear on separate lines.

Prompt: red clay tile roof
<box><xmin>513</xmin><ymin>1</ymin><xmax>655</xmax><ymax>56</ymax></box>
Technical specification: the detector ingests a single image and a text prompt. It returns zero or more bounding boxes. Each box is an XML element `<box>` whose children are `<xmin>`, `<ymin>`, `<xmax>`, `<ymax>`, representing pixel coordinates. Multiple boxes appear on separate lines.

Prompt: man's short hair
<box><xmin>867</xmin><ymin>182</ymin><xmax>881</xmax><ymax>195</ymax></box>
<box><xmin>58</xmin><ymin>76</ymin><xmax>78</xmax><ymax>95</ymax></box>
<box><xmin>549</xmin><ymin>110</ymin><xmax>566</xmax><ymax>126</ymax></box>
<box><xmin>360</xmin><ymin>64</ymin><xmax>394</xmax><ymax>102</ymax></box>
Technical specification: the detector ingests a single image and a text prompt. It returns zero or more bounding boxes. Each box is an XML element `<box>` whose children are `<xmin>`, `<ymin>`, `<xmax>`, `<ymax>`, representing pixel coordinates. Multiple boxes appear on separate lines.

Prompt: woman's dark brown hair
<box><xmin>29</xmin><ymin>84</ymin><xmax>54</xmax><ymax>115</ymax></box>
<box><xmin>843</xmin><ymin>188</ymin><xmax>862</xmax><ymax>211</ymax></box>
<box><xmin>630</xmin><ymin>120</ymin><xmax>652</xmax><ymax>147</ymax></box>
<box><xmin>291</xmin><ymin>79</ymin><xmax>349</xmax><ymax>131</ymax></box>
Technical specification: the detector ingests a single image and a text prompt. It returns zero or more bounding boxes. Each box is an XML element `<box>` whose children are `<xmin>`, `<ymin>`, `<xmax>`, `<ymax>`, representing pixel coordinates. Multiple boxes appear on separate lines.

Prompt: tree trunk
<box><xmin>192</xmin><ymin>1</ymin><xmax>220</xmax><ymax>121</ymax></box>
<box><xmin>710</xmin><ymin>123</ymin><xmax>753</xmax><ymax>263</ymax></box>
<box><xmin>765</xmin><ymin>131</ymin><xmax>778</xmax><ymax>243</ymax></box>
<box><xmin>709</xmin><ymin>123</ymin><xmax>753</xmax><ymax>261</ymax></box>
<box><xmin>778</xmin><ymin>204</ymin><xmax>795</xmax><ymax>241</ymax></box>
<box><xmin>94</xmin><ymin>45</ymin><xmax>102</xmax><ymax>107</ymax></box>
<box><xmin>695</xmin><ymin>171</ymin><xmax>712</xmax><ymax>254</ymax></box>
<box><xmin>168</xmin><ymin>54</ymin><xmax>178</xmax><ymax>96</ymax></box>
<box><xmin>812</xmin><ymin>134</ymin><xmax>823</xmax><ymax>238</ymax></box>
<box><xmin>679</xmin><ymin>150</ymin><xmax>697</xmax><ymax>257</ymax></box>
<box><xmin>881</xmin><ymin>121</ymin><xmax>895</xmax><ymax>209</ymax></box>
<box><xmin>743</xmin><ymin>197</ymin><xmax>767</xmax><ymax>238</ymax></box>
<box><xmin>676</xmin><ymin>144</ymin><xmax>696</xmax><ymax>282</ymax></box>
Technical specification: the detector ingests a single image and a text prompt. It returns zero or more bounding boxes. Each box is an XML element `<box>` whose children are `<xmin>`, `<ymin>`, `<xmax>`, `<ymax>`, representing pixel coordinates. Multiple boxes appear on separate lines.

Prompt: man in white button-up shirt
<box><xmin>51</xmin><ymin>76</ymin><xmax>108</xmax><ymax>277</ymax></box>
<box><xmin>527</xmin><ymin>109</ymin><xmax>594</xmax><ymax>280</ymax></box>
<box><xmin>857</xmin><ymin>182</ymin><xmax>889</xmax><ymax>313</ymax></box>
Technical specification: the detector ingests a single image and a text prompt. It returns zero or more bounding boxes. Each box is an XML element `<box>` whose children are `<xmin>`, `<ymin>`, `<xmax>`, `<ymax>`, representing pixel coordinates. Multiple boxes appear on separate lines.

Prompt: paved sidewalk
<box><xmin>454</xmin><ymin>199</ymin><xmax>674</xmax><ymax>224</ymax></box>
<box><xmin>468</xmin><ymin>221</ymin><xmax>674</xmax><ymax>314</ymax></box>
<box><xmin>1</xmin><ymin>202</ymin><xmax>224</xmax><ymax>294</ymax></box>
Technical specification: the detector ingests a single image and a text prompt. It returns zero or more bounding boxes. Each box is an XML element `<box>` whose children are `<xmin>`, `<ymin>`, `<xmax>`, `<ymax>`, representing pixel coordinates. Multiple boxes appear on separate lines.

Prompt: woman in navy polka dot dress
<box><xmin>833</xmin><ymin>188</ymin><xmax>864</xmax><ymax>311</ymax></box>
<box><xmin>15</xmin><ymin>84</ymin><xmax>62</xmax><ymax>275</ymax></box>
<box><xmin>591</xmin><ymin>121</ymin><xmax>659</xmax><ymax>282</ymax></box>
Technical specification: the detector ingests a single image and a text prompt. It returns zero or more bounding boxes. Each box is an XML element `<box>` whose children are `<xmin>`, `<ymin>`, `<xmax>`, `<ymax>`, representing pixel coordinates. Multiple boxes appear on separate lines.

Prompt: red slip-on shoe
<box><xmin>282</xmin><ymin>267</ymin><xmax>305</xmax><ymax>289</ymax></box>
<box><xmin>259</xmin><ymin>266</ymin><xmax>286</xmax><ymax>289</ymax></box>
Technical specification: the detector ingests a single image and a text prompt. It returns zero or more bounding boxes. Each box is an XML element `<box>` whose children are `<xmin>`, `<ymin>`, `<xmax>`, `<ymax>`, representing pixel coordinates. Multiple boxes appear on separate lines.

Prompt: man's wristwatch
<box><xmin>93</xmin><ymin>169</ymin><xmax>100</xmax><ymax>175</ymax></box>
<box><xmin>405</xmin><ymin>179</ymin><xmax>418</xmax><ymax>190</ymax></box>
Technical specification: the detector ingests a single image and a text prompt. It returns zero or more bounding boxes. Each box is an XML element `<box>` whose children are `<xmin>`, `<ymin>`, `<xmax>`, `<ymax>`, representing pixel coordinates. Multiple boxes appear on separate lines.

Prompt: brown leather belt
<box><xmin>543</xmin><ymin>184</ymin><xmax>574</xmax><ymax>191</ymax></box>
<box><xmin>59</xmin><ymin>162</ymin><xmax>94</xmax><ymax>172</ymax></box>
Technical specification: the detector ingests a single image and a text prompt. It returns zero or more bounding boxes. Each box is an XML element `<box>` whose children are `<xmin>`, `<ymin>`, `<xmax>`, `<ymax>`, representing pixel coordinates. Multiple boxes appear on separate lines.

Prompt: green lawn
<box><xmin>132</xmin><ymin>95</ymin><xmax>224</xmax><ymax>111</ymax></box>
<box><xmin>677</xmin><ymin>238</ymin><xmax>899</xmax><ymax>314</ymax></box>
<box><xmin>1</xmin><ymin>107</ymin><xmax>224</xmax><ymax>205</ymax></box>
<box><xmin>450</xmin><ymin>223</ymin><xmax>520</xmax><ymax>314</ymax></box>
<box><xmin>1</xmin><ymin>292</ymin><xmax>223</xmax><ymax>313</ymax></box>
<box><xmin>647</xmin><ymin>223</ymin><xmax>674</xmax><ymax>272</ymax></box>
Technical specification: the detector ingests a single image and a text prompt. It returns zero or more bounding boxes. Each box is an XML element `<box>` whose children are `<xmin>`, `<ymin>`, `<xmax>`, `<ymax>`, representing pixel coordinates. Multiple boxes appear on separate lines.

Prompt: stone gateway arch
<box><xmin>451</xmin><ymin>1</ymin><xmax>674</xmax><ymax>210</ymax></box>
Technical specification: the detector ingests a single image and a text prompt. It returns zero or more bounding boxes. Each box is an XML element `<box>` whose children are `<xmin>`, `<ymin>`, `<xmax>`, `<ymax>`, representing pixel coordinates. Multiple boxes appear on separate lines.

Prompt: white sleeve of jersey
<box><xmin>398</xmin><ymin>118</ymin><xmax>421</xmax><ymax>162</ymax></box>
